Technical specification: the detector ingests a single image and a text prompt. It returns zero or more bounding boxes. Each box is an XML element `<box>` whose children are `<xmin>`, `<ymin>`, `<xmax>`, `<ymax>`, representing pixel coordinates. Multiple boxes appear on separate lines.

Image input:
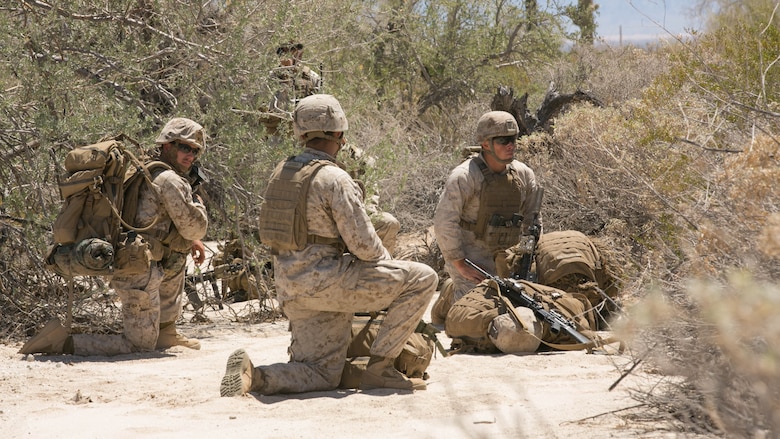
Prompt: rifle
<box><xmin>464</xmin><ymin>258</ymin><xmax>591</xmax><ymax>346</ymax></box>
<box><xmin>514</xmin><ymin>186</ymin><xmax>544</xmax><ymax>281</ymax></box>
<box><xmin>188</xmin><ymin>164</ymin><xmax>208</xmax><ymax>196</ymax></box>
<box><xmin>416</xmin><ymin>320</ymin><xmax>450</xmax><ymax>357</ymax></box>
<box><xmin>185</xmin><ymin>263</ymin><xmax>246</xmax><ymax>311</ymax></box>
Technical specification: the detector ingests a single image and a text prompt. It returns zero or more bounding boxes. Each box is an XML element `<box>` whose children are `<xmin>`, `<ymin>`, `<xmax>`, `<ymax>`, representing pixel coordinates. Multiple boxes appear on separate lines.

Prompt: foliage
<box><xmin>563</xmin><ymin>0</ymin><xmax>598</xmax><ymax>44</ymax></box>
<box><xmin>1</xmin><ymin>1</ymin><xmax>780</xmax><ymax>436</ymax></box>
<box><xmin>606</xmin><ymin>2</ymin><xmax>780</xmax><ymax>436</ymax></box>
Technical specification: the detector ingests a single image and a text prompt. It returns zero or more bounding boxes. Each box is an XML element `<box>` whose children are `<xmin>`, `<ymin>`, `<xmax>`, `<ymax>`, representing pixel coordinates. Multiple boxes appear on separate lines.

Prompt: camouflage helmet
<box><xmin>488</xmin><ymin>307</ymin><xmax>542</xmax><ymax>354</ymax></box>
<box><xmin>155</xmin><ymin>118</ymin><xmax>205</xmax><ymax>151</ymax></box>
<box><xmin>293</xmin><ymin>94</ymin><xmax>349</xmax><ymax>140</ymax></box>
<box><xmin>276</xmin><ymin>41</ymin><xmax>304</xmax><ymax>56</ymax></box>
<box><xmin>475</xmin><ymin>111</ymin><xmax>519</xmax><ymax>143</ymax></box>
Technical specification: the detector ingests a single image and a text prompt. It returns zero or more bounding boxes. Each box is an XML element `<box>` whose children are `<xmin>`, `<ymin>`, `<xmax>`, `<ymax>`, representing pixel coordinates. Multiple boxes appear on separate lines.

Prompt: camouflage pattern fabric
<box><xmin>256</xmin><ymin>148</ymin><xmax>437</xmax><ymax>394</ymax></box>
<box><xmin>72</xmin><ymin>265</ymin><xmax>164</xmax><ymax>355</ymax></box>
<box><xmin>269</xmin><ymin>65</ymin><xmax>321</xmax><ymax>108</ymax></box>
<box><xmin>434</xmin><ymin>152</ymin><xmax>538</xmax><ymax>301</ymax></box>
<box><xmin>73</xmin><ymin>167</ymin><xmax>208</xmax><ymax>356</ymax></box>
<box><xmin>369</xmin><ymin>210</ymin><xmax>400</xmax><ymax>254</ymax></box>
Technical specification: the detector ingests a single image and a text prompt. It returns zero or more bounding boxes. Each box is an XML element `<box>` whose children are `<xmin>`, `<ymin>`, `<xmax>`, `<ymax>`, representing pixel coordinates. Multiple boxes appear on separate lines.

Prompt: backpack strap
<box><xmin>120</xmin><ymin>157</ymin><xmax>172</xmax><ymax>233</ymax></box>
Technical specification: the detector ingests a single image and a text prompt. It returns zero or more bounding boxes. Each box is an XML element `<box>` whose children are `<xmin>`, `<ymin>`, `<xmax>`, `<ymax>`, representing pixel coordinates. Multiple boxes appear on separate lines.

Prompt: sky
<box><xmin>592</xmin><ymin>0</ymin><xmax>706</xmax><ymax>44</ymax></box>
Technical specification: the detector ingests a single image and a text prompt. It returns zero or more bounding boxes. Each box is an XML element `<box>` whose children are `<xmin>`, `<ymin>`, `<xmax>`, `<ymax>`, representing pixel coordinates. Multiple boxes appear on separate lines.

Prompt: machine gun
<box><xmin>513</xmin><ymin>186</ymin><xmax>544</xmax><ymax>281</ymax></box>
<box><xmin>185</xmin><ymin>262</ymin><xmax>245</xmax><ymax>311</ymax></box>
<box><xmin>464</xmin><ymin>258</ymin><xmax>591</xmax><ymax>346</ymax></box>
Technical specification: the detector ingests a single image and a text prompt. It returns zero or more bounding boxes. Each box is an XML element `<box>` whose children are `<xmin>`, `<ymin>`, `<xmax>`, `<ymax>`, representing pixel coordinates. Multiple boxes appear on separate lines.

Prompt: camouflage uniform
<box><xmin>433</xmin><ymin>152</ymin><xmax>539</xmax><ymax>301</ymax></box>
<box><xmin>71</xmin><ymin>168</ymin><xmax>208</xmax><ymax>356</ymax></box>
<box><xmin>19</xmin><ymin>118</ymin><xmax>208</xmax><ymax>357</ymax></box>
<box><xmin>341</xmin><ymin>143</ymin><xmax>400</xmax><ymax>253</ymax></box>
<box><xmin>257</xmin><ymin>148</ymin><xmax>437</xmax><ymax>394</ymax></box>
<box><xmin>270</xmin><ymin>64</ymin><xmax>321</xmax><ymax>107</ymax></box>
<box><xmin>262</xmin><ymin>65</ymin><xmax>321</xmax><ymax>137</ymax></box>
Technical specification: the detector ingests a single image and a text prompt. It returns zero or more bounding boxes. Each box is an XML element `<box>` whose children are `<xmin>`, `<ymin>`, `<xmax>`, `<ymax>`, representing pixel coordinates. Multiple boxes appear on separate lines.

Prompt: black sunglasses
<box><xmin>175</xmin><ymin>142</ymin><xmax>201</xmax><ymax>156</ymax></box>
<box><xmin>492</xmin><ymin>136</ymin><xmax>517</xmax><ymax>145</ymax></box>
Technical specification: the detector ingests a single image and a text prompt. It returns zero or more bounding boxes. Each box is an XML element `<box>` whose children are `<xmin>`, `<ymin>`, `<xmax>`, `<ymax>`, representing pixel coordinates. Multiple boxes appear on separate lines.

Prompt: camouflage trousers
<box><xmin>72</xmin><ymin>264</ymin><xmax>164</xmax><ymax>356</ymax></box>
<box><xmin>257</xmin><ymin>258</ymin><xmax>437</xmax><ymax>395</ymax></box>
<box><xmin>158</xmin><ymin>251</ymin><xmax>189</xmax><ymax>324</ymax></box>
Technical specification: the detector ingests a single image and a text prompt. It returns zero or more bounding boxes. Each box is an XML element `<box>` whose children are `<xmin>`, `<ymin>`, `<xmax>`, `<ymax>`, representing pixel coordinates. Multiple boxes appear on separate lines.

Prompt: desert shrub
<box><xmin>2</xmin><ymin>2</ymin><xmax>779</xmax><ymax>436</ymax></box>
<box><xmin>622</xmin><ymin>272</ymin><xmax>780</xmax><ymax>437</ymax></box>
<box><xmin>543</xmin><ymin>44</ymin><xmax>672</xmax><ymax>106</ymax></box>
<box><xmin>608</xmin><ymin>1</ymin><xmax>780</xmax><ymax>433</ymax></box>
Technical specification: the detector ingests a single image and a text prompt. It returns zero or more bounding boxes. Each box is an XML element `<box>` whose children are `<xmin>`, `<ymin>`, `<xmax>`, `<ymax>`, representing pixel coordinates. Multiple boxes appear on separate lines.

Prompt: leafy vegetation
<box><xmin>1</xmin><ymin>0</ymin><xmax>778</xmax><ymax>436</ymax></box>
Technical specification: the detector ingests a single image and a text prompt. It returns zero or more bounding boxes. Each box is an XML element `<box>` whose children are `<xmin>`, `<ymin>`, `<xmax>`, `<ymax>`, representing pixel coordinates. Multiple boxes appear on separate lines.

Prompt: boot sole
<box><xmin>220</xmin><ymin>349</ymin><xmax>252</xmax><ymax>397</ymax></box>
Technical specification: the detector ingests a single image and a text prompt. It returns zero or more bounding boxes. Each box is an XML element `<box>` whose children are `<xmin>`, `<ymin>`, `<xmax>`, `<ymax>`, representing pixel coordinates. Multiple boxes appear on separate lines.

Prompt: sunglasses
<box><xmin>492</xmin><ymin>136</ymin><xmax>517</xmax><ymax>145</ymax></box>
<box><xmin>175</xmin><ymin>142</ymin><xmax>201</xmax><ymax>156</ymax></box>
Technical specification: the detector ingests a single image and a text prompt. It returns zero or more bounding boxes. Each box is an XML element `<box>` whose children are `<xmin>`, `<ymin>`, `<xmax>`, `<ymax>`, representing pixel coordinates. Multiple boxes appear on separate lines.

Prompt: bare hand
<box><xmin>453</xmin><ymin>258</ymin><xmax>486</xmax><ymax>284</ymax></box>
<box><xmin>191</xmin><ymin>240</ymin><xmax>206</xmax><ymax>265</ymax></box>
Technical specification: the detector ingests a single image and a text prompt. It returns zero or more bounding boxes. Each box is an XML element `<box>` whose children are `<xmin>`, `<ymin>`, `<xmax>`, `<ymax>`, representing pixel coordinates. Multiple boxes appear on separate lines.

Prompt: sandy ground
<box><xmin>0</xmin><ymin>243</ymin><xmax>679</xmax><ymax>439</ymax></box>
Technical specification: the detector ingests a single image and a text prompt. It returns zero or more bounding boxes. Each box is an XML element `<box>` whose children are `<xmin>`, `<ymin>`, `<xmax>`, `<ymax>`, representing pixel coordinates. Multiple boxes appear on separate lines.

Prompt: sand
<box><xmin>0</xmin><ymin>241</ymin><xmax>676</xmax><ymax>439</ymax></box>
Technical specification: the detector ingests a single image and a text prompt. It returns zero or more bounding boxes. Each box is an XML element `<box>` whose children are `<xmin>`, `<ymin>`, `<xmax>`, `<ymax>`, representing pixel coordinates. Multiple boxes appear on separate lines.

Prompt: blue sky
<box><xmin>592</xmin><ymin>0</ymin><xmax>705</xmax><ymax>44</ymax></box>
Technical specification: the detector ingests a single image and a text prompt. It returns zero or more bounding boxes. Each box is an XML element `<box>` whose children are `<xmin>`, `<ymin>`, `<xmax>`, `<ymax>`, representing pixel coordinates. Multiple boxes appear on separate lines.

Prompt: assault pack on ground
<box><xmin>45</xmin><ymin>134</ymin><xmax>168</xmax><ymax>278</ymax></box>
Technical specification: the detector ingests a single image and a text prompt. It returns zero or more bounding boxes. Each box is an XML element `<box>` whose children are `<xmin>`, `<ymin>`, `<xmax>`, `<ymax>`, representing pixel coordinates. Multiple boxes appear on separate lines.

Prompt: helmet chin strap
<box><xmin>487</xmin><ymin>139</ymin><xmax>514</xmax><ymax>164</ymax></box>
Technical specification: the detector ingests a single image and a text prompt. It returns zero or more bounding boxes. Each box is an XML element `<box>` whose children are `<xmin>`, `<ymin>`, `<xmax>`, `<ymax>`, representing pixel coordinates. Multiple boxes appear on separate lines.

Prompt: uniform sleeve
<box><xmin>514</xmin><ymin>163</ymin><xmax>543</xmax><ymax>233</ymax></box>
<box><xmin>330</xmin><ymin>172</ymin><xmax>390</xmax><ymax>262</ymax></box>
<box><xmin>156</xmin><ymin>170</ymin><xmax>209</xmax><ymax>241</ymax></box>
<box><xmin>434</xmin><ymin>164</ymin><xmax>477</xmax><ymax>263</ymax></box>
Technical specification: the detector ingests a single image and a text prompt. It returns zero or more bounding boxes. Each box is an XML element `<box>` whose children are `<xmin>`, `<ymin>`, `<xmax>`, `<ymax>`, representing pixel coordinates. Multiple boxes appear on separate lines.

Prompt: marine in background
<box><xmin>260</xmin><ymin>41</ymin><xmax>322</xmax><ymax>139</ymax></box>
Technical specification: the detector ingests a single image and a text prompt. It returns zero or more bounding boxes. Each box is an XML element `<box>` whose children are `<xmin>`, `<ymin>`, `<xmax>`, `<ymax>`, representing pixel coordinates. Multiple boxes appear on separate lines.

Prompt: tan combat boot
<box><xmin>19</xmin><ymin>319</ymin><xmax>72</xmax><ymax>355</ymax></box>
<box><xmin>360</xmin><ymin>356</ymin><xmax>427</xmax><ymax>391</ymax></box>
<box><xmin>220</xmin><ymin>348</ymin><xmax>265</xmax><ymax>397</ymax></box>
<box><xmin>156</xmin><ymin>321</ymin><xmax>201</xmax><ymax>350</ymax></box>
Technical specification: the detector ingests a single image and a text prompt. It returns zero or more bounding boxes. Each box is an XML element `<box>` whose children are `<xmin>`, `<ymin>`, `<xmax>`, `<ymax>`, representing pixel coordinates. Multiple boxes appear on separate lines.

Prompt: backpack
<box><xmin>45</xmin><ymin>135</ymin><xmax>163</xmax><ymax>278</ymax></box>
<box><xmin>339</xmin><ymin>313</ymin><xmax>436</xmax><ymax>389</ymax></box>
<box><xmin>444</xmin><ymin>281</ymin><xmax>506</xmax><ymax>354</ymax></box>
<box><xmin>535</xmin><ymin>230</ymin><xmax>602</xmax><ymax>288</ymax></box>
<box><xmin>444</xmin><ymin>279</ymin><xmax>597</xmax><ymax>353</ymax></box>
<box><xmin>534</xmin><ymin>230</ymin><xmax>621</xmax><ymax>325</ymax></box>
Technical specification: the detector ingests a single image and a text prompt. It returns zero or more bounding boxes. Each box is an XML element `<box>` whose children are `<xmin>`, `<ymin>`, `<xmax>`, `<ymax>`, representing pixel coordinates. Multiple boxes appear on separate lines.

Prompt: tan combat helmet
<box><xmin>155</xmin><ymin>118</ymin><xmax>206</xmax><ymax>152</ymax></box>
<box><xmin>292</xmin><ymin>94</ymin><xmax>348</xmax><ymax>142</ymax></box>
<box><xmin>488</xmin><ymin>307</ymin><xmax>543</xmax><ymax>354</ymax></box>
<box><xmin>475</xmin><ymin>110</ymin><xmax>519</xmax><ymax>143</ymax></box>
<box><xmin>276</xmin><ymin>41</ymin><xmax>304</xmax><ymax>56</ymax></box>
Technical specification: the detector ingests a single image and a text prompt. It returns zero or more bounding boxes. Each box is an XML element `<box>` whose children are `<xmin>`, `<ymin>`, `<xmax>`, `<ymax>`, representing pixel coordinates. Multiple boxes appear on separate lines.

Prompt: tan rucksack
<box><xmin>444</xmin><ymin>281</ymin><xmax>506</xmax><ymax>354</ymax></box>
<box><xmin>339</xmin><ymin>313</ymin><xmax>436</xmax><ymax>389</ymax></box>
<box><xmin>444</xmin><ymin>279</ymin><xmax>597</xmax><ymax>353</ymax></box>
<box><xmin>45</xmin><ymin>135</ymin><xmax>161</xmax><ymax>278</ymax></box>
<box><xmin>534</xmin><ymin>230</ymin><xmax>620</xmax><ymax>324</ymax></box>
